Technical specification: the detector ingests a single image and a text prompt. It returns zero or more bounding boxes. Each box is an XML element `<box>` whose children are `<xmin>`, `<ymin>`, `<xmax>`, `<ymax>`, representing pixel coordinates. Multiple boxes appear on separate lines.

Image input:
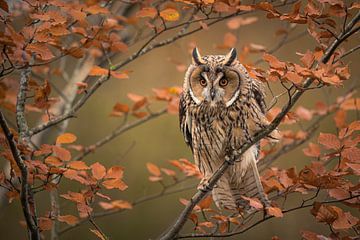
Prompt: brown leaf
<box><xmin>56</xmin><ymin>133</ymin><xmax>77</xmax><ymax>145</ymax></box>
<box><xmin>39</xmin><ymin>217</ymin><xmax>53</xmax><ymax>231</ymax></box>
<box><xmin>318</xmin><ymin>133</ymin><xmax>341</xmax><ymax>150</ymax></box>
<box><xmin>303</xmin><ymin>143</ymin><xmax>321</xmax><ymax>158</ymax></box>
<box><xmin>89</xmin><ymin>229</ymin><xmax>106</xmax><ymax>240</ymax></box>
<box><xmin>263</xmin><ymin>53</ymin><xmax>286</xmax><ymax>69</ymax></box>
<box><xmin>267</xmin><ymin>207</ymin><xmax>283</xmax><ymax>217</ymax></box>
<box><xmin>198</xmin><ymin>195</ymin><xmax>212</xmax><ymax>209</ymax></box>
<box><xmin>0</xmin><ymin>0</ymin><xmax>9</xmax><ymax>12</ymax></box>
<box><xmin>242</xmin><ymin>196</ymin><xmax>263</xmax><ymax>210</ymax></box>
<box><xmin>57</xmin><ymin>215</ymin><xmax>79</xmax><ymax>225</ymax></box>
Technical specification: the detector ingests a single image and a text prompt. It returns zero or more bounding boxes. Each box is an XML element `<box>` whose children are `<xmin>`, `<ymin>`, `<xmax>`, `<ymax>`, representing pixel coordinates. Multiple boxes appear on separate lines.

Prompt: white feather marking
<box><xmin>189</xmin><ymin>88</ymin><xmax>201</xmax><ymax>105</ymax></box>
<box><xmin>225</xmin><ymin>89</ymin><xmax>240</xmax><ymax>107</ymax></box>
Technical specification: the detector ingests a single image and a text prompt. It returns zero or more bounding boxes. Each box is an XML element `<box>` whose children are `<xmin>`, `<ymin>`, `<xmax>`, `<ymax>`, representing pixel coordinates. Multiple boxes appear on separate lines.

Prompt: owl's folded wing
<box><xmin>179</xmin><ymin>93</ymin><xmax>193</xmax><ymax>152</ymax></box>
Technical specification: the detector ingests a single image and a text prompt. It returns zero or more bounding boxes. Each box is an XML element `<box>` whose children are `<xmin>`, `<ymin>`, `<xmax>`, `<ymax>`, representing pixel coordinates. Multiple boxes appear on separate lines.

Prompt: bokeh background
<box><xmin>0</xmin><ymin>3</ymin><xmax>359</xmax><ymax>239</ymax></box>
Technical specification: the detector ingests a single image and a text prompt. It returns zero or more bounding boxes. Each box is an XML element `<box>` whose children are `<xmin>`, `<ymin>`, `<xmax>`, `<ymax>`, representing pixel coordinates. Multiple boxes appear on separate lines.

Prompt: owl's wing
<box><xmin>252</xmin><ymin>80</ymin><xmax>267</xmax><ymax>114</ymax></box>
<box><xmin>179</xmin><ymin>93</ymin><xmax>193</xmax><ymax>151</ymax></box>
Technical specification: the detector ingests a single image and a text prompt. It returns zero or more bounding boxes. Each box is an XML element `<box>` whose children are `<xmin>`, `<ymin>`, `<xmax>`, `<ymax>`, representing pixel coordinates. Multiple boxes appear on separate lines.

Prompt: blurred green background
<box><xmin>1</xmin><ymin>8</ymin><xmax>359</xmax><ymax>240</ymax></box>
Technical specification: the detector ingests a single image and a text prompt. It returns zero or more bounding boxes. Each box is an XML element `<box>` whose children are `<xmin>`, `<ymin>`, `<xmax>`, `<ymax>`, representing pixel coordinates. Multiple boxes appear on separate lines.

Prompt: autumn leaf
<box><xmin>136</xmin><ymin>7</ymin><xmax>157</xmax><ymax>18</ymax></box>
<box><xmin>146</xmin><ymin>162</ymin><xmax>161</xmax><ymax>177</ymax></box>
<box><xmin>102</xmin><ymin>179</ymin><xmax>128</xmax><ymax>191</ymax></box>
<box><xmin>318</xmin><ymin>133</ymin><xmax>341</xmax><ymax>150</ymax></box>
<box><xmin>39</xmin><ymin>217</ymin><xmax>53</xmax><ymax>231</ymax></box>
<box><xmin>67</xmin><ymin>161</ymin><xmax>89</xmax><ymax>170</ymax></box>
<box><xmin>198</xmin><ymin>195</ymin><xmax>212</xmax><ymax>209</ymax></box>
<box><xmin>52</xmin><ymin>146</ymin><xmax>72</xmax><ymax>161</ymax></box>
<box><xmin>267</xmin><ymin>207</ymin><xmax>283</xmax><ymax>217</ymax></box>
<box><xmin>303</xmin><ymin>143</ymin><xmax>321</xmax><ymax>158</ymax></box>
<box><xmin>58</xmin><ymin>215</ymin><xmax>79</xmax><ymax>225</ymax></box>
<box><xmin>91</xmin><ymin>162</ymin><xmax>106</xmax><ymax>180</ymax></box>
<box><xmin>89</xmin><ymin>229</ymin><xmax>106</xmax><ymax>240</ymax></box>
<box><xmin>242</xmin><ymin>196</ymin><xmax>263</xmax><ymax>210</ymax></box>
<box><xmin>56</xmin><ymin>133</ymin><xmax>77</xmax><ymax>145</ymax></box>
<box><xmin>89</xmin><ymin>66</ymin><xmax>109</xmax><ymax>76</ymax></box>
<box><xmin>160</xmin><ymin>8</ymin><xmax>180</xmax><ymax>21</ymax></box>
<box><xmin>106</xmin><ymin>166</ymin><xmax>124</xmax><ymax>179</ymax></box>
<box><xmin>263</xmin><ymin>53</ymin><xmax>286</xmax><ymax>69</ymax></box>
<box><xmin>226</xmin><ymin>16</ymin><xmax>258</xmax><ymax>29</ymax></box>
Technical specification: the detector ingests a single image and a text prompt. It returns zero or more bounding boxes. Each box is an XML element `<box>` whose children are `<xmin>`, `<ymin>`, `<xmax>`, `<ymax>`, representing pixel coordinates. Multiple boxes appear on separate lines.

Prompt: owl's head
<box><xmin>184</xmin><ymin>47</ymin><xmax>248</xmax><ymax>108</ymax></box>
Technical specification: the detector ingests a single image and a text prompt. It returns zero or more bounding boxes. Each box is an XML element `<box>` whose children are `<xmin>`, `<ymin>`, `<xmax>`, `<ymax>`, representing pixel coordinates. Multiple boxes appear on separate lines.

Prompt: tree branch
<box><xmin>0</xmin><ymin>111</ymin><xmax>40</xmax><ymax>240</ymax></box>
<box><xmin>73</xmin><ymin>108</ymin><xmax>167</xmax><ymax>161</ymax></box>
<box><xmin>159</xmin><ymin>11</ymin><xmax>360</xmax><ymax>240</ymax></box>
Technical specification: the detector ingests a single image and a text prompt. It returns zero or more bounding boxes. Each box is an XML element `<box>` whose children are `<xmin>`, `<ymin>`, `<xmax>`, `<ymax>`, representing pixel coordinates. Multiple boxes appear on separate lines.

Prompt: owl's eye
<box><xmin>199</xmin><ymin>78</ymin><xmax>207</xmax><ymax>87</ymax></box>
<box><xmin>219</xmin><ymin>78</ymin><xmax>228</xmax><ymax>87</ymax></box>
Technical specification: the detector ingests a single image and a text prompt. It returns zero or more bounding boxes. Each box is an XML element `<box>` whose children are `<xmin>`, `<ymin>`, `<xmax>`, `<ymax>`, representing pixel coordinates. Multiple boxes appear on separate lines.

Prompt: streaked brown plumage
<box><xmin>179</xmin><ymin>48</ymin><xmax>279</xmax><ymax>210</ymax></box>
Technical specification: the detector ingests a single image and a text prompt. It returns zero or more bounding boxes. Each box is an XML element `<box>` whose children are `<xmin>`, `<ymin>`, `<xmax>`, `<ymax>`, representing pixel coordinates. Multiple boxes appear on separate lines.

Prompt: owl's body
<box><xmin>179</xmin><ymin>48</ymin><xmax>279</xmax><ymax>210</ymax></box>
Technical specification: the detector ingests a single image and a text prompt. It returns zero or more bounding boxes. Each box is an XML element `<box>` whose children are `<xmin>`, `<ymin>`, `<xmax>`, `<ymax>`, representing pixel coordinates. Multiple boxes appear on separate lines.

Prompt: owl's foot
<box><xmin>197</xmin><ymin>177</ymin><xmax>213</xmax><ymax>192</ymax></box>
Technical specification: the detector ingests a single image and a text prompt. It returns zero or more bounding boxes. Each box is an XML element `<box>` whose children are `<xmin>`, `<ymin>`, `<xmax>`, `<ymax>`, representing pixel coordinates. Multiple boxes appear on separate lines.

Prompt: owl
<box><xmin>179</xmin><ymin>47</ymin><xmax>280</xmax><ymax>211</ymax></box>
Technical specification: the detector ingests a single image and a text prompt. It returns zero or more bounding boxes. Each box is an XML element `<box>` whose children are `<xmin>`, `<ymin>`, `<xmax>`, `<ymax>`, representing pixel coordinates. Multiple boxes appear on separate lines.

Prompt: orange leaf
<box><xmin>160</xmin><ymin>8</ymin><xmax>180</xmax><ymax>21</ymax></box>
<box><xmin>318</xmin><ymin>133</ymin><xmax>341</xmax><ymax>150</ymax></box>
<box><xmin>52</xmin><ymin>146</ymin><xmax>71</xmax><ymax>161</ymax></box>
<box><xmin>111</xmin><ymin>200</ymin><xmax>132</xmax><ymax>209</ymax></box>
<box><xmin>242</xmin><ymin>196</ymin><xmax>263</xmax><ymax>210</ymax></box>
<box><xmin>91</xmin><ymin>162</ymin><xmax>106</xmax><ymax>180</ymax></box>
<box><xmin>161</xmin><ymin>168</ymin><xmax>176</xmax><ymax>176</ymax></box>
<box><xmin>136</xmin><ymin>7</ymin><xmax>157</xmax><ymax>18</ymax></box>
<box><xmin>89</xmin><ymin>66</ymin><xmax>108</xmax><ymax>76</ymax></box>
<box><xmin>39</xmin><ymin>217</ymin><xmax>53</xmax><ymax>231</ymax></box>
<box><xmin>198</xmin><ymin>195</ymin><xmax>212</xmax><ymax>209</ymax></box>
<box><xmin>58</xmin><ymin>215</ymin><xmax>79</xmax><ymax>225</ymax></box>
<box><xmin>263</xmin><ymin>53</ymin><xmax>286</xmax><ymax>69</ymax></box>
<box><xmin>267</xmin><ymin>207</ymin><xmax>283</xmax><ymax>217</ymax></box>
<box><xmin>89</xmin><ymin>229</ymin><xmax>106</xmax><ymax>240</ymax></box>
<box><xmin>106</xmin><ymin>166</ymin><xmax>124</xmax><ymax>179</ymax></box>
<box><xmin>45</xmin><ymin>156</ymin><xmax>63</xmax><ymax>167</ymax></box>
<box><xmin>146</xmin><ymin>162</ymin><xmax>161</xmax><ymax>177</ymax></box>
<box><xmin>102</xmin><ymin>179</ymin><xmax>128</xmax><ymax>191</ymax></box>
<box><xmin>68</xmin><ymin>161</ymin><xmax>89</xmax><ymax>170</ymax></box>
<box><xmin>56</xmin><ymin>133</ymin><xmax>77</xmax><ymax>145</ymax></box>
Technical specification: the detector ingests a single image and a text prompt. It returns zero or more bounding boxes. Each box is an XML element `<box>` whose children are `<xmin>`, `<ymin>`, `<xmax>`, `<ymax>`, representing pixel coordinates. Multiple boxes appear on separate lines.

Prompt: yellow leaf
<box><xmin>160</xmin><ymin>8</ymin><xmax>179</xmax><ymax>21</ymax></box>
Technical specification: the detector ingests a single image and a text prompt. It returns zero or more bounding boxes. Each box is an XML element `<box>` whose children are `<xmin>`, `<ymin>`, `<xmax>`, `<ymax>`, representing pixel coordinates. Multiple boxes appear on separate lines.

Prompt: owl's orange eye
<box><xmin>219</xmin><ymin>78</ymin><xmax>228</xmax><ymax>87</ymax></box>
<box><xmin>199</xmin><ymin>78</ymin><xmax>207</xmax><ymax>87</ymax></box>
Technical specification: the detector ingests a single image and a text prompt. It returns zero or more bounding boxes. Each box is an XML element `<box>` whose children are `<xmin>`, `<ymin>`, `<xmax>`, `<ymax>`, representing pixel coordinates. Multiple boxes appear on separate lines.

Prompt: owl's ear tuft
<box><xmin>192</xmin><ymin>47</ymin><xmax>205</xmax><ymax>65</ymax></box>
<box><xmin>224</xmin><ymin>48</ymin><xmax>237</xmax><ymax>66</ymax></box>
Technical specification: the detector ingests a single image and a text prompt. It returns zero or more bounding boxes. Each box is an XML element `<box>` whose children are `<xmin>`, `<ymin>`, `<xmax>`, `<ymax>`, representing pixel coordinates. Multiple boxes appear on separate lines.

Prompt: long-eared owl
<box><xmin>179</xmin><ymin>48</ymin><xmax>280</xmax><ymax>210</ymax></box>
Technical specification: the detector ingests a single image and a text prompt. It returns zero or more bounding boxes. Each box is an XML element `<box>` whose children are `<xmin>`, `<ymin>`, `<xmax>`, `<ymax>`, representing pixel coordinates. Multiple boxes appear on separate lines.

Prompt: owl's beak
<box><xmin>210</xmin><ymin>88</ymin><xmax>216</xmax><ymax>100</ymax></box>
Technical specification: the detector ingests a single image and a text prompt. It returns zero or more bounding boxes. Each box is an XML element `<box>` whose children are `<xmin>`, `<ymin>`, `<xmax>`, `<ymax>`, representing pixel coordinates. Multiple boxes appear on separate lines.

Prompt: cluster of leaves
<box><xmin>109</xmin><ymin>86</ymin><xmax>182</xmax><ymax>119</ymax></box>
<box><xmin>0</xmin><ymin>132</ymin><xmax>129</xmax><ymax>232</ymax></box>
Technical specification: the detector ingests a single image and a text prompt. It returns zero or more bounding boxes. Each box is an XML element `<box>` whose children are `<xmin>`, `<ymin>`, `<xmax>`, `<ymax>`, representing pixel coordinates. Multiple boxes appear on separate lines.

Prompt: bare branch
<box><xmin>74</xmin><ymin>108</ymin><xmax>167</xmax><ymax>161</ymax></box>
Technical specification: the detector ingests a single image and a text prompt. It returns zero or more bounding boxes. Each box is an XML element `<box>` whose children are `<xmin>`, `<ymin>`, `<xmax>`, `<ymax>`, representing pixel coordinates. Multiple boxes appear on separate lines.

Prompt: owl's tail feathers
<box><xmin>212</xmin><ymin>177</ymin><xmax>239</xmax><ymax>211</ymax></box>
